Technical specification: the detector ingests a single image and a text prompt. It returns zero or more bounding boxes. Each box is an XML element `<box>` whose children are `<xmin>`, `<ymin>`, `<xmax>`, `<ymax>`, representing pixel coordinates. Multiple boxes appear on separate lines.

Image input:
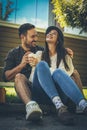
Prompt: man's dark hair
<box><xmin>18</xmin><ymin>23</ymin><xmax>35</xmax><ymax>37</ymax></box>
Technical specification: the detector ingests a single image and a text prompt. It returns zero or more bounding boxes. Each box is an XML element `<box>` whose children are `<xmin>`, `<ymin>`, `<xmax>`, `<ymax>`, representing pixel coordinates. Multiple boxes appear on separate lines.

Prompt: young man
<box><xmin>3</xmin><ymin>23</ymin><xmax>44</xmax><ymax>121</ymax></box>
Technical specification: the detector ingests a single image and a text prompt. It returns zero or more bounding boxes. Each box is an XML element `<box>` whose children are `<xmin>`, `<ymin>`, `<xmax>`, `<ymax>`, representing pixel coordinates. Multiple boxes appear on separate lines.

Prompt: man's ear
<box><xmin>20</xmin><ymin>34</ymin><xmax>24</xmax><ymax>39</ymax></box>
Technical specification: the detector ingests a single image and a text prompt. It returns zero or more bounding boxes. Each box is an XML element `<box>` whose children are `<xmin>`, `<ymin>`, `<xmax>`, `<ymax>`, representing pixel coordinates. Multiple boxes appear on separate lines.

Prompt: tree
<box><xmin>51</xmin><ymin>0</ymin><xmax>87</xmax><ymax>33</ymax></box>
<box><xmin>0</xmin><ymin>0</ymin><xmax>14</xmax><ymax>21</ymax></box>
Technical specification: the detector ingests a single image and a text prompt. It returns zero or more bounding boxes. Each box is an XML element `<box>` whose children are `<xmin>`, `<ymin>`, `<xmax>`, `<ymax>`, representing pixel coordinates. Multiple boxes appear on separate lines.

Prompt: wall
<box><xmin>0</xmin><ymin>21</ymin><xmax>87</xmax><ymax>86</ymax></box>
<box><xmin>64</xmin><ymin>34</ymin><xmax>87</xmax><ymax>85</ymax></box>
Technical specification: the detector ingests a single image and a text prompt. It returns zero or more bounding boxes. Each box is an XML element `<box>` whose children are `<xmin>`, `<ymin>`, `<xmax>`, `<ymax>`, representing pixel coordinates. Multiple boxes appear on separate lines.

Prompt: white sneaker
<box><xmin>26</xmin><ymin>101</ymin><xmax>42</xmax><ymax>121</ymax></box>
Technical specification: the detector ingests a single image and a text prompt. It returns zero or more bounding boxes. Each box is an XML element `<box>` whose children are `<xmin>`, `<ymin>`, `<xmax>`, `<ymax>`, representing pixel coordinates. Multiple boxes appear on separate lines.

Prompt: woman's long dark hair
<box><xmin>42</xmin><ymin>26</ymin><xmax>69</xmax><ymax>70</ymax></box>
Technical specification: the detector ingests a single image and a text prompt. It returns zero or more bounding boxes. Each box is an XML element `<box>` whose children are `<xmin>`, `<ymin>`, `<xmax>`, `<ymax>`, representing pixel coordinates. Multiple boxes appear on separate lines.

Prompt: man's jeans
<box><xmin>32</xmin><ymin>61</ymin><xmax>84</xmax><ymax>105</ymax></box>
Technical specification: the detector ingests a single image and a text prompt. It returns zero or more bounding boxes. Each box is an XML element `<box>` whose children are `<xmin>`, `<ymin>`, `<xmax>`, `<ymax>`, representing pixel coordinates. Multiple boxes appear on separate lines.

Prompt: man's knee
<box><xmin>15</xmin><ymin>73</ymin><xmax>25</xmax><ymax>83</ymax></box>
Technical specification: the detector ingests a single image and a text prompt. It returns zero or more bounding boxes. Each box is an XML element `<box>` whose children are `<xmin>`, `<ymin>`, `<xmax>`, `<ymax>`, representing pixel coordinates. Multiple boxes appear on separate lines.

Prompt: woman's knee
<box><xmin>53</xmin><ymin>68</ymin><xmax>64</xmax><ymax>78</ymax></box>
<box><xmin>36</xmin><ymin>61</ymin><xmax>48</xmax><ymax>70</ymax></box>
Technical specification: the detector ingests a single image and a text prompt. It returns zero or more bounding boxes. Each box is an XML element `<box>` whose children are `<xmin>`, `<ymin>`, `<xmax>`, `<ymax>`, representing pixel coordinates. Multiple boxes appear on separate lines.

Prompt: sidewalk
<box><xmin>0</xmin><ymin>104</ymin><xmax>87</xmax><ymax>130</ymax></box>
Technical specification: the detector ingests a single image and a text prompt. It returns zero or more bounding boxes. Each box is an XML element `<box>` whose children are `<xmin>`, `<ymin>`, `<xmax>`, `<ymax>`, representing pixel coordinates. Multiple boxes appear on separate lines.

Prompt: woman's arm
<box><xmin>59</xmin><ymin>55</ymin><xmax>74</xmax><ymax>76</ymax></box>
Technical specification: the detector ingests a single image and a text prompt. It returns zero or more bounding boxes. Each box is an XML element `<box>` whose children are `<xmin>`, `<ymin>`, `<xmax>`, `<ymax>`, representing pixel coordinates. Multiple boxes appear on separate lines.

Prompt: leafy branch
<box><xmin>51</xmin><ymin>0</ymin><xmax>87</xmax><ymax>33</ymax></box>
<box><xmin>0</xmin><ymin>0</ymin><xmax>14</xmax><ymax>21</ymax></box>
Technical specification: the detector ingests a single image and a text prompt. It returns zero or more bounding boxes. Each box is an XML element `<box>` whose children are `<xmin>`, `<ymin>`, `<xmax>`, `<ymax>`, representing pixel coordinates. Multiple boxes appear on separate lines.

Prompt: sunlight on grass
<box><xmin>5</xmin><ymin>88</ymin><xmax>17</xmax><ymax>96</ymax></box>
<box><xmin>83</xmin><ymin>89</ymin><xmax>87</xmax><ymax>99</ymax></box>
<box><xmin>5</xmin><ymin>87</ymin><xmax>21</xmax><ymax>103</ymax></box>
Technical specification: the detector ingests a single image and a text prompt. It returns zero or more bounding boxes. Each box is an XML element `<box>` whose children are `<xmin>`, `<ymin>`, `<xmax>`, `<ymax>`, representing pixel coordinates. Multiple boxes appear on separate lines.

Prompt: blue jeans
<box><xmin>32</xmin><ymin>61</ymin><xmax>84</xmax><ymax>106</ymax></box>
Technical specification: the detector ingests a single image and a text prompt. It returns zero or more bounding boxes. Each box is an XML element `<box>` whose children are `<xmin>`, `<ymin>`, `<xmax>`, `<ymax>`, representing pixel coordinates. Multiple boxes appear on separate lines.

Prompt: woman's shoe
<box><xmin>57</xmin><ymin>106</ymin><xmax>75</xmax><ymax>125</ymax></box>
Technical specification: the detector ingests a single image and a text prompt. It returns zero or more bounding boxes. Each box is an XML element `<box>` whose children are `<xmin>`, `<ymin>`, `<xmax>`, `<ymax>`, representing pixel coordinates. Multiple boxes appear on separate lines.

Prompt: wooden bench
<box><xmin>0</xmin><ymin>82</ymin><xmax>14</xmax><ymax>88</ymax></box>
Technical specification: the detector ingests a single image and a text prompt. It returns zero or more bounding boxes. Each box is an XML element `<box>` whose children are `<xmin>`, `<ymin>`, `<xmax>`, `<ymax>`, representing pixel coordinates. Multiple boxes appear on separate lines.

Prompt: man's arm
<box><xmin>4</xmin><ymin>51</ymin><xmax>30</xmax><ymax>81</ymax></box>
<box><xmin>5</xmin><ymin>64</ymin><xmax>25</xmax><ymax>81</ymax></box>
<box><xmin>66</xmin><ymin>48</ymin><xmax>73</xmax><ymax>58</ymax></box>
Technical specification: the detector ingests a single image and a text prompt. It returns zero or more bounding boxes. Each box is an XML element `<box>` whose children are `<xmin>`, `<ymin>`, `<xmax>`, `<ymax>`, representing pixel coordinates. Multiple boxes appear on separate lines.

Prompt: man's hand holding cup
<box><xmin>28</xmin><ymin>53</ymin><xmax>38</xmax><ymax>67</ymax></box>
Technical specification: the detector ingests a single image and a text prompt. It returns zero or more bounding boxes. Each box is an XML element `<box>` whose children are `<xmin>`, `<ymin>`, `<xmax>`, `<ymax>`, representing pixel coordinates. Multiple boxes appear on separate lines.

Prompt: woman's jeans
<box><xmin>32</xmin><ymin>61</ymin><xmax>84</xmax><ymax>106</ymax></box>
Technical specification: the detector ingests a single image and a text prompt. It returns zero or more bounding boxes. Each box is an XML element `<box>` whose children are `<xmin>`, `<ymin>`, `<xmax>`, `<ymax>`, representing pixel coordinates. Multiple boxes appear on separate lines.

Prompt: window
<box><xmin>64</xmin><ymin>27</ymin><xmax>87</xmax><ymax>37</ymax></box>
<box><xmin>1</xmin><ymin>0</ymin><xmax>49</xmax><ymax>28</ymax></box>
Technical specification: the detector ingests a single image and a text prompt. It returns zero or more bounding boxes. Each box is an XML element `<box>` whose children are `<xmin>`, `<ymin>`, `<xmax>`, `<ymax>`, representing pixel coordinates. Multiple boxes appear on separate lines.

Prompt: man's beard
<box><xmin>25</xmin><ymin>43</ymin><xmax>35</xmax><ymax>52</ymax></box>
<box><xmin>25</xmin><ymin>43</ymin><xmax>32</xmax><ymax>48</ymax></box>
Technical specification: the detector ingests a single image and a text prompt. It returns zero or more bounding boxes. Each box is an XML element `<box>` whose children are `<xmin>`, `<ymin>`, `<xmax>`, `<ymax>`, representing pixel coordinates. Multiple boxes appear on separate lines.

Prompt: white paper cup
<box><xmin>28</xmin><ymin>53</ymin><xmax>37</xmax><ymax>58</ymax></box>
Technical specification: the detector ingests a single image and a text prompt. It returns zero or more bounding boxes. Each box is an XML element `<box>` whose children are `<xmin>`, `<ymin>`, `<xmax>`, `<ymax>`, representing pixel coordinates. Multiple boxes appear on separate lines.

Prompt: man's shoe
<box><xmin>26</xmin><ymin>101</ymin><xmax>42</xmax><ymax>121</ymax></box>
<box><xmin>57</xmin><ymin>106</ymin><xmax>75</xmax><ymax>125</ymax></box>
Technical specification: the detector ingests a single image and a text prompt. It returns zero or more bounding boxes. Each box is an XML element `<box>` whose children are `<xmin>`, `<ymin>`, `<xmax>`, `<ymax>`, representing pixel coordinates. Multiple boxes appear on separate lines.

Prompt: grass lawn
<box><xmin>83</xmin><ymin>88</ymin><xmax>87</xmax><ymax>99</ymax></box>
<box><xmin>5</xmin><ymin>87</ymin><xmax>87</xmax><ymax>103</ymax></box>
<box><xmin>5</xmin><ymin>87</ymin><xmax>22</xmax><ymax>103</ymax></box>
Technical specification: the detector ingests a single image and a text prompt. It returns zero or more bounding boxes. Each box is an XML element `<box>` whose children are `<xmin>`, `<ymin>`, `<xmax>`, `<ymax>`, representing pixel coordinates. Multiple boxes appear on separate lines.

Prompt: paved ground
<box><xmin>0</xmin><ymin>111</ymin><xmax>87</xmax><ymax>130</ymax></box>
<box><xmin>0</xmin><ymin>103</ymin><xmax>87</xmax><ymax>130</ymax></box>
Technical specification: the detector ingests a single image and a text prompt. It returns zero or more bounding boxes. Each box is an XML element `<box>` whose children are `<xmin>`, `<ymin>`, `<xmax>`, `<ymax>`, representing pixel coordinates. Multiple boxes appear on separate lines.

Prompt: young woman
<box><xmin>28</xmin><ymin>26</ymin><xmax>87</xmax><ymax>125</ymax></box>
